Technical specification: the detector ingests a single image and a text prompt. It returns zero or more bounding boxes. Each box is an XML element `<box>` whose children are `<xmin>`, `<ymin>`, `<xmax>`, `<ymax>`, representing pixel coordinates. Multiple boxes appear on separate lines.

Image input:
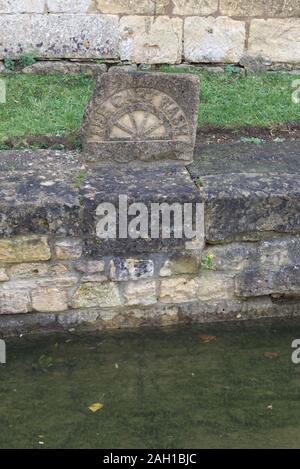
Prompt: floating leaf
<box><xmin>200</xmin><ymin>334</ymin><xmax>216</xmax><ymax>343</ymax></box>
<box><xmin>264</xmin><ymin>352</ymin><xmax>279</xmax><ymax>359</ymax></box>
<box><xmin>88</xmin><ymin>402</ymin><xmax>104</xmax><ymax>413</ymax></box>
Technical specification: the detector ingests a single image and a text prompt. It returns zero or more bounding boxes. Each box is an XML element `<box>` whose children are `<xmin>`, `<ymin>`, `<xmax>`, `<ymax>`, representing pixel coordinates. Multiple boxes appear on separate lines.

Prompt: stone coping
<box><xmin>0</xmin><ymin>150</ymin><xmax>201</xmax><ymax>254</ymax></box>
<box><xmin>1</xmin><ymin>144</ymin><xmax>300</xmax><ymax>246</ymax></box>
<box><xmin>188</xmin><ymin>141</ymin><xmax>300</xmax><ymax>243</ymax></box>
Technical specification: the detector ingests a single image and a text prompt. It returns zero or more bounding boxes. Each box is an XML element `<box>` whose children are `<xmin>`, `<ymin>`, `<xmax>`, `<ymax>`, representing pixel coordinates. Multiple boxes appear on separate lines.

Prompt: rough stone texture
<box><xmin>160</xmin><ymin>272</ymin><xmax>233</xmax><ymax>302</ymax></box>
<box><xmin>0</xmin><ymin>14</ymin><xmax>33</xmax><ymax>58</ymax></box>
<box><xmin>158</xmin><ymin>0</ymin><xmax>218</xmax><ymax>15</ymax></box>
<box><xmin>124</xmin><ymin>279</ymin><xmax>157</xmax><ymax>305</ymax></box>
<box><xmin>0</xmin><ymin>150</ymin><xmax>202</xmax><ymax>254</ymax></box>
<box><xmin>81</xmin><ymin>72</ymin><xmax>200</xmax><ymax>163</ymax></box>
<box><xmin>33</xmin><ymin>14</ymin><xmax>119</xmax><ymax>59</ymax></box>
<box><xmin>235</xmin><ymin>237</ymin><xmax>300</xmax><ymax>298</ymax></box>
<box><xmin>203</xmin><ymin>243</ymin><xmax>257</xmax><ymax>272</ymax></box>
<box><xmin>23</xmin><ymin>61</ymin><xmax>107</xmax><ymax>76</ymax></box>
<box><xmin>109</xmin><ymin>64</ymin><xmax>138</xmax><ymax>73</ymax></box>
<box><xmin>0</xmin><ymin>312</ymin><xmax>57</xmax><ymax>336</ymax></box>
<box><xmin>0</xmin><ymin>1</ymin><xmax>300</xmax><ymax>66</ymax></box>
<box><xmin>189</xmin><ymin>142</ymin><xmax>300</xmax><ymax>243</ymax></box>
<box><xmin>96</xmin><ymin>0</ymin><xmax>155</xmax><ymax>14</ymax></box>
<box><xmin>196</xmin><ymin>272</ymin><xmax>234</xmax><ymax>301</ymax></box>
<box><xmin>248</xmin><ymin>19</ymin><xmax>300</xmax><ymax>63</ymax></box>
<box><xmin>54</xmin><ymin>239</ymin><xmax>83</xmax><ymax>260</ymax></box>
<box><xmin>110</xmin><ymin>258</ymin><xmax>154</xmax><ymax>281</ymax></box>
<box><xmin>0</xmin><ymin>0</ymin><xmax>45</xmax><ymax>13</ymax></box>
<box><xmin>0</xmin><ymin>236</ymin><xmax>51</xmax><ymax>264</ymax></box>
<box><xmin>160</xmin><ymin>277</ymin><xmax>199</xmax><ymax>303</ymax></box>
<box><xmin>0</xmin><ymin>135</ymin><xmax>300</xmax><ymax>335</ymax></box>
<box><xmin>0</xmin><ymin>268</ymin><xmax>8</xmax><ymax>282</ymax></box>
<box><xmin>0</xmin><ymin>14</ymin><xmax>119</xmax><ymax>59</ymax></box>
<box><xmin>8</xmin><ymin>262</ymin><xmax>68</xmax><ymax>279</ymax></box>
<box><xmin>76</xmin><ymin>260</ymin><xmax>105</xmax><ymax>274</ymax></box>
<box><xmin>160</xmin><ymin>254</ymin><xmax>200</xmax><ymax>276</ymax></box>
<box><xmin>32</xmin><ymin>287</ymin><xmax>69</xmax><ymax>312</ymax></box>
<box><xmin>236</xmin><ymin>266</ymin><xmax>300</xmax><ymax>298</ymax></box>
<box><xmin>0</xmin><ymin>290</ymin><xmax>31</xmax><ymax>314</ymax></box>
<box><xmin>220</xmin><ymin>0</ymin><xmax>300</xmax><ymax>17</ymax></box>
<box><xmin>119</xmin><ymin>16</ymin><xmax>182</xmax><ymax>64</ymax></box>
<box><xmin>47</xmin><ymin>0</ymin><xmax>92</xmax><ymax>13</ymax></box>
<box><xmin>72</xmin><ymin>282</ymin><xmax>122</xmax><ymax>308</ymax></box>
<box><xmin>184</xmin><ymin>17</ymin><xmax>246</xmax><ymax>63</ymax></box>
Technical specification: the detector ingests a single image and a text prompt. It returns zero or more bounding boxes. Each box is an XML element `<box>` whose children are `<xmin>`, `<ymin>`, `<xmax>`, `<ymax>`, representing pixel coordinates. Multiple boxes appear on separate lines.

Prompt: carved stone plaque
<box><xmin>81</xmin><ymin>72</ymin><xmax>200</xmax><ymax>163</ymax></box>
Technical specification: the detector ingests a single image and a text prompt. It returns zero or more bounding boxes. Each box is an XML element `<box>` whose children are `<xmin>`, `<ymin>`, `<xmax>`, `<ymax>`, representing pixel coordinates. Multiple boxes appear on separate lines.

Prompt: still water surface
<box><xmin>1</xmin><ymin>319</ymin><xmax>300</xmax><ymax>449</ymax></box>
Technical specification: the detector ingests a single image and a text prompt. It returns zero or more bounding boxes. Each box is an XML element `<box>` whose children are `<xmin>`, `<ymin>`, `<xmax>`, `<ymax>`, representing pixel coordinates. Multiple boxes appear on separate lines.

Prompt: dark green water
<box><xmin>1</xmin><ymin>319</ymin><xmax>300</xmax><ymax>449</ymax></box>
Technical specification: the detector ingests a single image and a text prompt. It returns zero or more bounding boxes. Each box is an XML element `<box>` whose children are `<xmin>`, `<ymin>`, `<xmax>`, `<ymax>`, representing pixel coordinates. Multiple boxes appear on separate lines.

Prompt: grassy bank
<box><xmin>0</xmin><ymin>69</ymin><xmax>300</xmax><ymax>146</ymax></box>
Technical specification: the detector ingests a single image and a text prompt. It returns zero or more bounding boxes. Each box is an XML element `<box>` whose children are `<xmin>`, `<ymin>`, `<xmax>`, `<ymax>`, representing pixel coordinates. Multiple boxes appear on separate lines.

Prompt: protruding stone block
<box><xmin>81</xmin><ymin>72</ymin><xmax>200</xmax><ymax>164</ymax></box>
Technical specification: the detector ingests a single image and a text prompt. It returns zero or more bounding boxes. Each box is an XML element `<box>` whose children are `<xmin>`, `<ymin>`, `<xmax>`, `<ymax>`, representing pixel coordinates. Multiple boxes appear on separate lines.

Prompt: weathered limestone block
<box><xmin>0</xmin><ymin>236</ymin><xmax>50</xmax><ymax>264</ymax></box>
<box><xmin>119</xmin><ymin>16</ymin><xmax>182</xmax><ymax>64</ymax></box>
<box><xmin>0</xmin><ymin>0</ymin><xmax>45</xmax><ymax>13</ymax></box>
<box><xmin>0</xmin><ymin>290</ymin><xmax>31</xmax><ymax>314</ymax></box>
<box><xmin>184</xmin><ymin>16</ymin><xmax>246</xmax><ymax>63</ymax></box>
<box><xmin>8</xmin><ymin>262</ymin><xmax>68</xmax><ymax>279</ymax></box>
<box><xmin>72</xmin><ymin>282</ymin><xmax>122</xmax><ymax>308</ymax></box>
<box><xmin>157</xmin><ymin>0</ymin><xmax>218</xmax><ymax>15</ymax></box>
<box><xmin>220</xmin><ymin>0</ymin><xmax>300</xmax><ymax>17</ymax></box>
<box><xmin>76</xmin><ymin>260</ymin><xmax>105</xmax><ymax>274</ymax></box>
<box><xmin>0</xmin><ymin>15</ymin><xmax>33</xmax><ymax>58</ymax></box>
<box><xmin>160</xmin><ymin>272</ymin><xmax>234</xmax><ymax>302</ymax></box>
<box><xmin>54</xmin><ymin>239</ymin><xmax>82</xmax><ymax>260</ymax></box>
<box><xmin>109</xmin><ymin>64</ymin><xmax>138</xmax><ymax>73</ymax></box>
<box><xmin>47</xmin><ymin>0</ymin><xmax>92</xmax><ymax>13</ymax></box>
<box><xmin>32</xmin><ymin>14</ymin><xmax>119</xmax><ymax>59</ymax></box>
<box><xmin>199</xmin><ymin>173</ymin><xmax>300</xmax><ymax>243</ymax></box>
<box><xmin>160</xmin><ymin>254</ymin><xmax>200</xmax><ymax>277</ymax></box>
<box><xmin>196</xmin><ymin>272</ymin><xmax>234</xmax><ymax>301</ymax></box>
<box><xmin>235</xmin><ymin>265</ymin><xmax>300</xmax><ymax>298</ymax></box>
<box><xmin>160</xmin><ymin>276</ymin><xmax>199</xmax><ymax>303</ymax></box>
<box><xmin>32</xmin><ymin>287</ymin><xmax>69</xmax><ymax>312</ymax></box>
<box><xmin>0</xmin><ymin>268</ymin><xmax>8</xmax><ymax>282</ymax></box>
<box><xmin>110</xmin><ymin>258</ymin><xmax>154</xmax><ymax>281</ymax></box>
<box><xmin>235</xmin><ymin>237</ymin><xmax>300</xmax><ymax>298</ymax></box>
<box><xmin>57</xmin><ymin>309</ymin><xmax>101</xmax><ymax>327</ymax></box>
<box><xmin>23</xmin><ymin>62</ymin><xmax>107</xmax><ymax>76</ymax></box>
<box><xmin>95</xmin><ymin>0</ymin><xmax>155</xmax><ymax>14</ymax></box>
<box><xmin>81</xmin><ymin>72</ymin><xmax>200</xmax><ymax>163</ymax></box>
<box><xmin>259</xmin><ymin>237</ymin><xmax>300</xmax><ymax>268</ymax></box>
<box><xmin>248</xmin><ymin>19</ymin><xmax>300</xmax><ymax>63</ymax></box>
<box><xmin>203</xmin><ymin>243</ymin><xmax>257</xmax><ymax>271</ymax></box>
<box><xmin>123</xmin><ymin>279</ymin><xmax>157</xmax><ymax>305</ymax></box>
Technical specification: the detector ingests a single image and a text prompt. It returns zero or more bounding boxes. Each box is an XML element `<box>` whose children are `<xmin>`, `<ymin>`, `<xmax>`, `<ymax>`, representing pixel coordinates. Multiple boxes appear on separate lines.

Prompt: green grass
<box><xmin>161</xmin><ymin>65</ymin><xmax>300</xmax><ymax>127</ymax></box>
<box><xmin>0</xmin><ymin>69</ymin><xmax>300</xmax><ymax>145</ymax></box>
<box><xmin>0</xmin><ymin>74</ymin><xmax>94</xmax><ymax>144</ymax></box>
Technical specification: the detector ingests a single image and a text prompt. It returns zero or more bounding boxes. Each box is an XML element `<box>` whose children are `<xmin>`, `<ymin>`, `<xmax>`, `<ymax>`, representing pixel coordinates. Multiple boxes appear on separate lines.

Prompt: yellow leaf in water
<box><xmin>88</xmin><ymin>402</ymin><xmax>104</xmax><ymax>413</ymax></box>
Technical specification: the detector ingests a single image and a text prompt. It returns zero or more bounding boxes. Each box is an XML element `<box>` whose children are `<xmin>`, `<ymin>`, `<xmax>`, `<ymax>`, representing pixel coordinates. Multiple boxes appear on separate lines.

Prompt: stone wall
<box><xmin>0</xmin><ymin>0</ymin><xmax>300</xmax><ymax>65</ymax></box>
<box><xmin>1</xmin><ymin>232</ymin><xmax>300</xmax><ymax>336</ymax></box>
<box><xmin>0</xmin><ymin>144</ymin><xmax>299</xmax><ymax>337</ymax></box>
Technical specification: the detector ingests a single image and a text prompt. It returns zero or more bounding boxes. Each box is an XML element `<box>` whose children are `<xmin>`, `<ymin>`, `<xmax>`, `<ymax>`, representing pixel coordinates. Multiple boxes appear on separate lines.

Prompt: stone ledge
<box><xmin>189</xmin><ymin>141</ymin><xmax>300</xmax><ymax>243</ymax></box>
<box><xmin>0</xmin><ymin>150</ymin><xmax>202</xmax><ymax>254</ymax></box>
<box><xmin>1</xmin><ymin>297</ymin><xmax>300</xmax><ymax>337</ymax></box>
